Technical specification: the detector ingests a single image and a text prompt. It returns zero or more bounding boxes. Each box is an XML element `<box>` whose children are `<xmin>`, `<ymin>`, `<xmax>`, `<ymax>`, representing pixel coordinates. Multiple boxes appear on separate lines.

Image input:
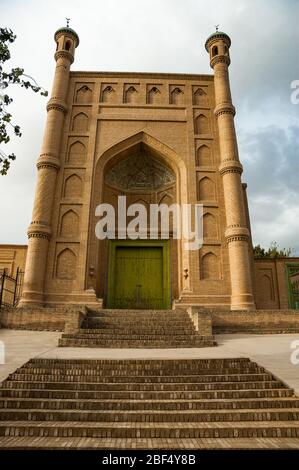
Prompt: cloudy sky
<box><xmin>1</xmin><ymin>0</ymin><xmax>299</xmax><ymax>254</ymax></box>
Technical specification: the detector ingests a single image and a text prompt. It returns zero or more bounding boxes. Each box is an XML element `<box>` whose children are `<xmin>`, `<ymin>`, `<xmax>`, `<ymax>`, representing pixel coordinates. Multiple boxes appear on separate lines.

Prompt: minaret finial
<box><xmin>215</xmin><ymin>24</ymin><xmax>219</xmax><ymax>32</ymax></box>
<box><xmin>66</xmin><ymin>17</ymin><xmax>70</xmax><ymax>28</ymax></box>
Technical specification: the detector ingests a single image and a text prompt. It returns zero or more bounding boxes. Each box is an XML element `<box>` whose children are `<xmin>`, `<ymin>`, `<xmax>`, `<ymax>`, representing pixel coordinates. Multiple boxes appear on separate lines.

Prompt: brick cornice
<box><xmin>70</xmin><ymin>71</ymin><xmax>215</xmax><ymax>81</ymax></box>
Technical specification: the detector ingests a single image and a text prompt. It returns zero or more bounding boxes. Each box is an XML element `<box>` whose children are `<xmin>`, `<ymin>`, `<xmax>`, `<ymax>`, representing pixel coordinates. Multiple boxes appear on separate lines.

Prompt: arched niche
<box><xmin>76</xmin><ymin>86</ymin><xmax>92</xmax><ymax>103</ymax></box>
<box><xmin>193</xmin><ymin>88</ymin><xmax>208</xmax><ymax>106</ymax></box>
<box><xmin>60</xmin><ymin>210</ymin><xmax>79</xmax><ymax>237</ymax></box>
<box><xmin>64</xmin><ymin>174</ymin><xmax>82</xmax><ymax>198</ymax></box>
<box><xmin>147</xmin><ymin>86</ymin><xmax>161</xmax><ymax>105</ymax></box>
<box><xmin>196</xmin><ymin>145</ymin><xmax>211</xmax><ymax>166</ymax></box>
<box><xmin>56</xmin><ymin>248</ymin><xmax>76</xmax><ymax>279</ymax></box>
<box><xmin>194</xmin><ymin>114</ymin><xmax>209</xmax><ymax>134</ymax></box>
<box><xmin>203</xmin><ymin>212</ymin><xmax>218</xmax><ymax>239</ymax></box>
<box><xmin>170</xmin><ymin>87</ymin><xmax>184</xmax><ymax>105</ymax></box>
<box><xmin>72</xmin><ymin>112</ymin><xmax>89</xmax><ymax>132</ymax></box>
<box><xmin>197</xmin><ymin>176</ymin><xmax>215</xmax><ymax>201</ymax></box>
<box><xmin>201</xmin><ymin>252</ymin><xmax>220</xmax><ymax>280</ymax></box>
<box><xmin>124</xmin><ymin>86</ymin><xmax>138</xmax><ymax>104</ymax></box>
<box><xmin>68</xmin><ymin>141</ymin><xmax>86</xmax><ymax>164</ymax></box>
<box><xmin>101</xmin><ymin>85</ymin><xmax>116</xmax><ymax>103</ymax></box>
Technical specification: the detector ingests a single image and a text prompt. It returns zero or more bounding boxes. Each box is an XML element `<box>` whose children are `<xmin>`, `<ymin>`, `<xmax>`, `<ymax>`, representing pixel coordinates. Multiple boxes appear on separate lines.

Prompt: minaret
<box><xmin>20</xmin><ymin>25</ymin><xmax>79</xmax><ymax>306</ymax></box>
<box><xmin>205</xmin><ymin>30</ymin><xmax>255</xmax><ymax>310</ymax></box>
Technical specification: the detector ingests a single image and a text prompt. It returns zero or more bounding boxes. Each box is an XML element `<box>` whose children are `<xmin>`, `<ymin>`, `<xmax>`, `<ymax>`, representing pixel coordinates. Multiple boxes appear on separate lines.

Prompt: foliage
<box><xmin>253</xmin><ymin>241</ymin><xmax>292</xmax><ymax>258</ymax></box>
<box><xmin>0</xmin><ymin>28</ymin><xmax>48</xmax><ymax>175</ymax></box>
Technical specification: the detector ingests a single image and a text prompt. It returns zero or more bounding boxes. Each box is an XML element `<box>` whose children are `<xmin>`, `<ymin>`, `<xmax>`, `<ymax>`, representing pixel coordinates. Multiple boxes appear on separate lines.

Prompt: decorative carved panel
<box><xmin>105</xmin><ymin>152</ymin><xmax>176</xmax><ymax>191</ymax></box>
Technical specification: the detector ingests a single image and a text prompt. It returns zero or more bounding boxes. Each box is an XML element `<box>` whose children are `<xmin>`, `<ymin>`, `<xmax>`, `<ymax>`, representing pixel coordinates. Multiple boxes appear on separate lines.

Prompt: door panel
<box><xmin>138</xmin><ymin>247</ymin><xmax>163</xmax><ymax>309</ymax></box>
<box><xmin>111</xmin><ymin>245</ymin><xmax>166</xmax><ymax>309</ymax></box>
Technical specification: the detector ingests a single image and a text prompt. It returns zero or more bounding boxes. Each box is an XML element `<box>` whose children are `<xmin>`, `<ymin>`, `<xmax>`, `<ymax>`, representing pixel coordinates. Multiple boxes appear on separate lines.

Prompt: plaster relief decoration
<box><xmin>105</xmin><ymin>151</ymin><xmax>176</xmax><ymax>191</ymax></box>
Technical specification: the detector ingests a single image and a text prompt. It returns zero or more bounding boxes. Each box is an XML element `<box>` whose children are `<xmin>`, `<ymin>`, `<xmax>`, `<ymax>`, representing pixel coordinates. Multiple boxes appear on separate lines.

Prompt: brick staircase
<box><xmin>0</xmin><ymin>357</ymin><xmax>299</xmax><ymax>449</ymax></box>
<box><xmin>59</xmin><ymin>309</ymin><xmax>216</xmax><ymax>348</ymax></box>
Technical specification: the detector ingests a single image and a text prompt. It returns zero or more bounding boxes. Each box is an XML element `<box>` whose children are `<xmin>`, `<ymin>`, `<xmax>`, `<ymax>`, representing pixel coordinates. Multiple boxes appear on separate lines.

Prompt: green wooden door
<box><xmin>108</xmin><ymin>242</ymin><xmax>170</xmax><ymax>309</ymax></box>
<box><xmin>286</xmin><ymin>263</ymin><xmax>299</xmax><ymax>309</ymax></box>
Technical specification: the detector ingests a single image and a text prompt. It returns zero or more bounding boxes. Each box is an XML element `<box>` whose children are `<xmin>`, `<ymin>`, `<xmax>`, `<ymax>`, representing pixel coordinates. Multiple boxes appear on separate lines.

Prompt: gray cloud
<box><xmin>0</xmin><ymin>0</ymin><xmax>298</xmax><ymax>255</ymax></box>
<box><xmin>240</xmin><ymin>124</ymin><xmax>299</xmax><ymax>254</ymax></box>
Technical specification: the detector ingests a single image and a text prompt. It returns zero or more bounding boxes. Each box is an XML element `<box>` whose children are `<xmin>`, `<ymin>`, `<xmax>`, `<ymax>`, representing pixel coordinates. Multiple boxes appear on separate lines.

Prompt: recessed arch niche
<box><xmin>89</xmin><ymin>132</ymin><xmax>186</xmax><ymax>304</ymax></box>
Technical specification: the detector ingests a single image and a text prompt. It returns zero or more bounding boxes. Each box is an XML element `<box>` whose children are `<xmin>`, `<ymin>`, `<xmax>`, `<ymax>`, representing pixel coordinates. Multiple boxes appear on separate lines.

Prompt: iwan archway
<box><xmin>88</xmin><ymin>132</ymin><xmax>186</xmax><ymax>309</ymax></box>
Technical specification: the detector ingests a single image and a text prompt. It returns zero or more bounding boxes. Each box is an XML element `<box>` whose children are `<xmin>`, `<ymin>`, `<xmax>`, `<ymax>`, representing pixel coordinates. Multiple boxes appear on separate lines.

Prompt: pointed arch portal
<box><xmin>90</xmin><ymin>131</ymin><xmax>184</xmax><ymax>308</ymax></box>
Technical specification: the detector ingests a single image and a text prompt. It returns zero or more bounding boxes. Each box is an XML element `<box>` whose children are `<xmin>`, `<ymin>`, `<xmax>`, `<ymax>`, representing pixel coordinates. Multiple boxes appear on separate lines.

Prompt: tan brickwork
<box><xmin>0</xmin><ymin>245</ymin><xmax>27</xmax><ymax>276</ymax></box>
<box><xmin>11</xmin><ymin>27</ymin><xmax>296</xmax><ymax>312</ymax></box>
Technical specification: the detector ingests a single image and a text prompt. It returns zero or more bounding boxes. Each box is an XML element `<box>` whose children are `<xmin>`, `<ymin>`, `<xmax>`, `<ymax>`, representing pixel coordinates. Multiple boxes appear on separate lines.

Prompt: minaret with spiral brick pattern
<box><xmin>20</xmin><ymin>26</ymin><xmax>79</xmax><ymax>306</ymax></box>
<box><xmin>205</xmin><ymin>31</ymin><xmax>255</xmax><ymax>310</ymax></box>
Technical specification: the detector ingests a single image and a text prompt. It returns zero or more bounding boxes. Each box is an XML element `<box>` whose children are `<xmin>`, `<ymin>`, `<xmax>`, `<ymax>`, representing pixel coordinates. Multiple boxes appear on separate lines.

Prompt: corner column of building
<box><xmin>20</xmin><ymin>26</ymin><xmax>79</xmax><ymax>306</ymax></box>
<box><xmin>205</xmin><ymin>31</ymin><xmax>255</xmax><ymax>310</ymax></box>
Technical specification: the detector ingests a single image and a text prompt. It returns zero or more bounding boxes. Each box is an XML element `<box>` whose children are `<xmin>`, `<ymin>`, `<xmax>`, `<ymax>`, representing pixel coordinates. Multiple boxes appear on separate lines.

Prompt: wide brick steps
<box><xmin>59</xmin><ymin>308</ymin><xmax>216</xmax><ymax>348</ymax></box>
<box><xmin>80</xmin><ymin>328</ymin><xmax>196</xmax><ymax>334</ymax></box>
<box><xmin>1</xmin><ymin>397</ymin><xmax>299</xmax><ymax>411</ymax></box>
<box><xmin>0</xmin><ymin>357</ymin><xmax>299</xmax><ymax>448</ymax></box>
<box><xmin>58</xmin><ymin>338</ymin><xmax>216</xmax><ymax>348</ymax></box>
<box><xmin>8</xmin><ymin>374</ymin><xmax>278</xmax><ymax>386</ymax></box>
<box><xmin>0</xmin><ymin>436</ymin><xmax>299</xmax><ymax>450</ymax></box>
<box><xmin>62</xmin><ymin>333</ymin><xmax>213</xmax><ymax>341</ymax></box>
<box><xmin>1</xmin><ymin>408</ymin><xmax>299</xmax><ymax>423</ymax></box>
<box><xmin>1</xmin><ymin>420</ymin><xmax>299</xmax><ymax>439</ymax></box>
<box><xmin>0</xmin><ymin>386</ymin><xmax>293</xmax><ymax>400</ymax></box>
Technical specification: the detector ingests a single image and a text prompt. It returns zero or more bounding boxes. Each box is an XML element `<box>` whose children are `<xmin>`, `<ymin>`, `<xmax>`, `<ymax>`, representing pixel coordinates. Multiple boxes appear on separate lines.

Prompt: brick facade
<box><xmin>0</xmin><ymin>28</ymin><xmax>296</xmax><ymax>312</ymax></box>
